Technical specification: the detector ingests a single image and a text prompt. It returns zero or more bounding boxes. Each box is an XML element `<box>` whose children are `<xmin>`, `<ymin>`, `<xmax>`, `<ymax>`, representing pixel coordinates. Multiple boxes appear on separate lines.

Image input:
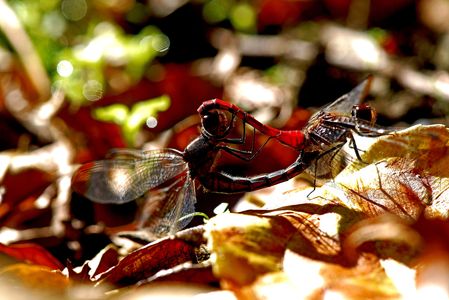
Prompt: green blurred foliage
<box><xmin>54</xmin><ymin>22</ymin><xmax>168</xmax><ymax>105</ymax></box>
<box><xmin>4</xmin><ymin>0</ymin><xmax>168</xmax><ymax>105</ymax></box>
<box><xmin>93</xmin><ymin>95</ymin><xmax>171</xmax><ymax>146</ymax></box>
<box><xmin>203</xmin><ymin>0</ymin><xmax>256</xmax><ymax>33</ymax></box>
<box><xmin>2</xmin><ymin>0</ymin><xmax>260</xmax><ymax>108</ymax></box>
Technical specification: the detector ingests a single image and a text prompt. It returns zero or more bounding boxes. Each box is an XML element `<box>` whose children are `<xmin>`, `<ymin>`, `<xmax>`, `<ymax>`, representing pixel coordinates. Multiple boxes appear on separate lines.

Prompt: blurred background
<box><xmin>1</xmin><ymin>0</ymin><xmax>449</xmax><ymax>265</ymax></box>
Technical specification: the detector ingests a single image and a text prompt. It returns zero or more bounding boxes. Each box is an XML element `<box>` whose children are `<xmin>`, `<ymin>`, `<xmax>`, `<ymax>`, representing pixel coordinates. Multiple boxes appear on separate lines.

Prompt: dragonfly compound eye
<box><xmin>351</xmin><ymin>104</ymin><xmax>377</xmax><ymax>126</ymax></box>
<box><xmin>201</xmin><ymin>110</ymin><xmax>230</xmax><ymax>138</ymax></box>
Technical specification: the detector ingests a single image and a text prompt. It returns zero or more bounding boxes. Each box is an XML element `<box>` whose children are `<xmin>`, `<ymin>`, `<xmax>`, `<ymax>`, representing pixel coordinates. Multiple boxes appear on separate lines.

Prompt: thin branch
<box><xmin>0</xmin><ymin>0</ymin><xmax>50</xmax><ymax>100</ymax></box>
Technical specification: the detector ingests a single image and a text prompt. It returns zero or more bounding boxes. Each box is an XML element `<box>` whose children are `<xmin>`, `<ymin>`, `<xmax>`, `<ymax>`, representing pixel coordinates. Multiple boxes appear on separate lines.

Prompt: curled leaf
<box><xmin>342</xmin><ymin>214</ymin><xmax>422</xmax><ymax>264</ymax></box>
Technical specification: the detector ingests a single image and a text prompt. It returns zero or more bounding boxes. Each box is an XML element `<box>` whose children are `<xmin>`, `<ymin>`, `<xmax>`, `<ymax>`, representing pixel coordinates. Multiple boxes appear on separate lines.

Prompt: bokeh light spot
<box><xmin>42</xmin><ymin>11</ymin><xmax>66</xmax><ymax>38</ymax></box>
<box><xmin>57</xmin><ymin>60</ymin><xmax>73</xmax><ymax>77</ymax></box>
<box><xmin>152</xmin><ymin>34</ymin><xmax>170</xmax><ymax>53</ymax></box>
<box><xmin>230</xmin><ymin>3</ymin><xmax>256</xmax><ymax>32</ymax></box>
<box><xmin>146</xmin><ymin>116</ymin><xmax>158</xmax><ymax>128</ymax></box>
<box><xmin>83</xmin><ymin>80</ymin><xmax>103</xmax><ymax>101</ymax></box>
<box><xmin>203</xmin><ymin>0</ymin><xmax>229</xmax><ymax>23</ymax></box>
<box><xmin>61</xmin><ymin>0</ymin><xmax>87</xmax><ymax>21</ymax></box>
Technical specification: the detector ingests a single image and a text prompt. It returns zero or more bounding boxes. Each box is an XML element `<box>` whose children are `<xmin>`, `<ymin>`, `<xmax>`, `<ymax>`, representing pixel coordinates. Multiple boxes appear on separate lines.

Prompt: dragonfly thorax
<box><xmin>303</xmin><ymin>112</ymin><xmax>350</xmax><ymax>153</ymax></box>
<box><xmin>183</xmin><ymin>135</ymin><xmax>217</xmax><ymax>178</ymax></box>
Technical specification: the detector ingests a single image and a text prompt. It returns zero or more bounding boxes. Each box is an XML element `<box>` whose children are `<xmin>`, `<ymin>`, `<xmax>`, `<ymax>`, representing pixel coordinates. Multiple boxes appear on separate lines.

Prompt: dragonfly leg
<box><xmin>307</xmin><ymin>158</ymin><xmax>319</xmax><ymax>197</ymax></box>
<box><xmin>323</xmin><ymin>117</ymin><xmax>391</xmax><ymax>138</ymax></box>
<box><xmin>217</xmin><ymin>134</ymin><xmax>274</xmax><ymax>162</ymax></box>
<box><xmin>207</xmin><ymin>115</ymin><xmax>252</xmax><ymax>158</ymax></box>
<box><xmin>355</xmin><ymin>126</ymin><xmax>391</xmax><ymax>137</ymax></box>
<box><xmin>199</xmin><ymin>150</ymin><xmax>320</xmax><ymax>193</ymax></box>
<box><xmin>216</xmin><ymin>116</ymin><xmax>275</xmax><ymax>161</ymax></box>
<box><xmin>347</xmin><ymin>132</ymin><xmax>365</xmax><ymax>162</ymax></box>
<box><xmin>306</xmin><ymin>143</ymin><xmax>348</xmax><ymax>197</ymax></box>
<box><xmin>219</xmin><ymin>113</ymin><xmax>247</xmax><ymax>144</ymax></box>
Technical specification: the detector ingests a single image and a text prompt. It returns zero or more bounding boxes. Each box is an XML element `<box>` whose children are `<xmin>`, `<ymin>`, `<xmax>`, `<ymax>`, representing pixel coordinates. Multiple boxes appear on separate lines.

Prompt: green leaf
<box><xmin>93</xmin><ymin>95</ymin><xmax>171</xmax><ymax>146</ymax></box>
<box><xmin>93</xmin><ymin>104</ymin><xmax>129</xmax><ymax>125</ymax></box>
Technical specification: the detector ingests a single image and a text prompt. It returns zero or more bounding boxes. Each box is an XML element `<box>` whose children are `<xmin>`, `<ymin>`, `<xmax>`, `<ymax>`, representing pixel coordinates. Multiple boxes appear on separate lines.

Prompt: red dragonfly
<box><xmin>72</xmin><ymin>78</ymin><xmax>389</xmax><ymax>237</ymax></box>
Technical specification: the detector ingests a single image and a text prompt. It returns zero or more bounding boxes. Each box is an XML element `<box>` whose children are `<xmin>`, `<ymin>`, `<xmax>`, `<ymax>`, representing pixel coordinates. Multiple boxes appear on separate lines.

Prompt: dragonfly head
<box><xmin>200</xmin><ymin>109</ymin><xmax>235</xmax><ymax>141</ymax></box>
<box><xmin>202</xmin><ymin>110</ymin><xmax>226</xmax><ymax>136</ymax></box>
<box><xmin>351</xmin><ymin>104</ymin><xmax>377</xmax><ymax>127</ymax></box>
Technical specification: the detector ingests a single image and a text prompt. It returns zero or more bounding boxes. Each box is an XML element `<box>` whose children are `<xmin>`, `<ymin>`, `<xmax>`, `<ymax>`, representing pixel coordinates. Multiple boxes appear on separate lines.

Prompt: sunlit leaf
<box><xmin>327</xmin><ymin>124</ymin><xmax>449</xmax><ymax>220</ymax></box>
<box><xmin>0</xmin><ymin>263</ymin><xmax>68</xmax><ymax>292</ymax></box>
<box><xmin>236</xmin><ymin>254</ymin><xmax>401</xmax><ymax>299</ymax></box>
<box><xmin>205</xmin><ymin>213</ymin><xmax>296</xmax><ymax>285</ymax></box>
<box><xmin>203</xmin><ymin>124</ymin><xmax>449</xmax><ymax>297</ymax></box>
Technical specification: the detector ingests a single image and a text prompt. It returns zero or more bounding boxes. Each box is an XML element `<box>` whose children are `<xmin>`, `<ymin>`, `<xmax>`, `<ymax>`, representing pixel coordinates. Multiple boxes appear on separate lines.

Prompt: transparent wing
<box><xmin>105</xmin><ymin>148</ymin><xmax>179</xmax><ymax>160</ymax></box>
<box><xmin>71</xmin><ymin>149</ymin><xmax>188</xmax><ymax>204</ymax></box>
<box><xmin>137</xmin><ymin>173</ymin><xmax>197</xmax><ymax>238</ymax></box>
<box><xmin>322</xmin><ymin>76</ymin><xmax>372</xmax><ymax>114</ymax></box>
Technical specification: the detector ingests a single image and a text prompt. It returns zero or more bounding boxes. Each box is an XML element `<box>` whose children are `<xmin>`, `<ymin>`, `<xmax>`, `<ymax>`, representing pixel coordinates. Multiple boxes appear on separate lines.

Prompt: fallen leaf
<box><xmin>342</xmin><ymin>214</ymin><xmax>422</xmax><ymax>264</ymax></box>
<box><xmin>0</xmin><ymin>263</ymin><xmax>68</xmax><ymax>293</ymax></box>
<box><xmin>204</xmin><ymin>213</ymin><xmax>296</xmax><ymax>286</ymax></box>
<box><xmin>137</xmin><ymin>261</ymin><xmax>217</xmax><ymax>286</ymax></box>
<box><xmin>413</xmin><ymin>218</ymin><xmax>449</xmax><ymax>298</ymax></box>
<box><xmin>331</xmin><ymin>124</ymin><xmax>449</xmax><ymax>220</ymax></box>
<box><xmin>236</xmin><ymin>252</ymin><xmax>399</xmax><ymax>299</ymax></box>
<box><xmin>0</xmin><ymin>242</ymin><xmax>63</xmax><ymax>270</ymax></box>
<box><xmin>0</xmin><ymin>169</ymin><xmax>54</xmax><ymax>227</ymax></box>
<box><xmin>203</xmin><ymin>124</ymin><xmax>449</xmax><ymax>298</ymax></box>
<box><xmin>67</xmin><ymin>245</ymin><xmax>119</xmax><ymax>281</ymax></box>
<box><xmin>99</xmin><ymin>237</ymin><xmax>199</xmax><ymax>285</ymax></box>
<box><xmin>116</xmin><ymin>282</ymin><xmax>224</xmax><ymax>300</ymax></box>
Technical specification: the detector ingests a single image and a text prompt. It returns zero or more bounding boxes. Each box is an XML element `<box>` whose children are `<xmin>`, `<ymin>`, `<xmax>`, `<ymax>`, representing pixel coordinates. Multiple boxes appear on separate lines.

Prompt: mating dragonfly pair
<box><xmin>72</xmin><ymin>78</ymin><xmax>390</xmax><ymax>237</ymax></box>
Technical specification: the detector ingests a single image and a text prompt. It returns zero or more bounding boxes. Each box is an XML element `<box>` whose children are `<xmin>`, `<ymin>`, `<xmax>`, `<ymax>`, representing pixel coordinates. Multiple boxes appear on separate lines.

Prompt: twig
<box><xmin>0</xmin><ymin>0</ymin><xmax>50</xmax><ymax>100</ymax></box>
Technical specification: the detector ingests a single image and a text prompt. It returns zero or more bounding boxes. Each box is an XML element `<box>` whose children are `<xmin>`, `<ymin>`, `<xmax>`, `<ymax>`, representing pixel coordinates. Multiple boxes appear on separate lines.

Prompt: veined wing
<box><xmin>71</xmin><ymin>149</ymin><xmax>188</xmax><ymax>204</ymax></box>
<box><xmin>322</xmin><ymin>76</ymin><xmax>372</xmax><ymax>114</ymax></box>
<box><xmin>137</xmin><ymin>173</ymin><xmax>196</xmax><ymax>238</ymax></box>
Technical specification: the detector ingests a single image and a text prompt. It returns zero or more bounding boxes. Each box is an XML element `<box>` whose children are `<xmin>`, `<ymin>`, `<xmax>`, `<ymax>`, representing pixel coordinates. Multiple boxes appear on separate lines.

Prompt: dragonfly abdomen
<box><xmin>199</xmin><ymin>150</ymin><xmax>319</xmax><ymax>193</ymax></box>
<box><xmin>276</xmin><ymin>130</ymin><xmax>306</xmax><ymax>149</ymax></box>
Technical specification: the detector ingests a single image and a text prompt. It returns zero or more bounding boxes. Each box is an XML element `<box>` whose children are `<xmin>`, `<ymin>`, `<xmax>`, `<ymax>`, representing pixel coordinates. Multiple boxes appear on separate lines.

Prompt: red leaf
<box><xmin>100</xmin><ymin>238</ymin><xmax>197</xmax><ymax>285</ymax></box>
<box><xmin>0</xmin><ymin>242</ymin><xmax>63</xmax><ymax>270</ymax></box>
<box><xmin>93</xmin><ymin>246</ymin><xmax>120</xmax><ymax>277</ymax></box>
<box><xmin>67</xmin><ymin>246</ymin><xmax>119</xmax><ymax>282</ymax></box>
<box><xmin>58</xmin><ymin>105</ymin><xmax>126</xmax><ymax>160</ymax></box>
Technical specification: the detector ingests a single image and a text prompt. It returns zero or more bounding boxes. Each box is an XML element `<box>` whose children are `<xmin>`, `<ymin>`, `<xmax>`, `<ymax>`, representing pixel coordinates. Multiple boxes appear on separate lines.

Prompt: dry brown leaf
<box><xmin>99</xmin><ymin>237</ymin><xmax>198</xmax><ymax>285</ymax></box>
<box><xmin>205</xmin><ymin>213</ymin><xmax>296</xmax><ymax>286</ymax></box>
<box><xmin>326</xmin><ymin>124</ymin><xmax>449</xmax><ymax>220</ymax></box>
<box><xmin>204</xmin><ymin>124</ymin><xmax>449</xmax><ymax>298</ymax></box>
